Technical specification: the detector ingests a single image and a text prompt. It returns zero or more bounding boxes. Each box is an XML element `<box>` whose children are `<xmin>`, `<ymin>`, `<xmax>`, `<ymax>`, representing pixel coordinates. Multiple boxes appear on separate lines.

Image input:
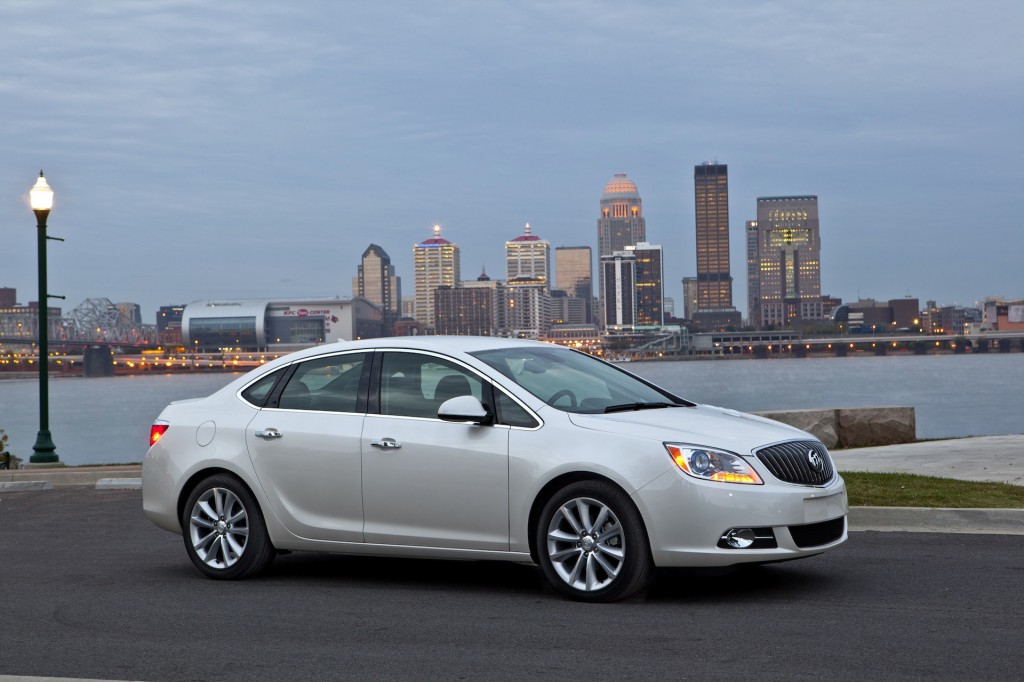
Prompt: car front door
<box><xmin>360</xmin><ymin>350</ymin><xmax>510</xmax><ymax>551</ymax></box>
<box><xmin>246</xmin><ymin>351</ymin><xmax>369</xmax><ymax>543</ymax></box>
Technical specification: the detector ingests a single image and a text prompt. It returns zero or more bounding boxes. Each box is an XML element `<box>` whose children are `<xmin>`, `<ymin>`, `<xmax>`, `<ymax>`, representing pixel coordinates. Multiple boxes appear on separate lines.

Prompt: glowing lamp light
<box><xmin>30</xmin><ymin>171</ymin><xmax>54</xmax><ymax>211</ymax></box>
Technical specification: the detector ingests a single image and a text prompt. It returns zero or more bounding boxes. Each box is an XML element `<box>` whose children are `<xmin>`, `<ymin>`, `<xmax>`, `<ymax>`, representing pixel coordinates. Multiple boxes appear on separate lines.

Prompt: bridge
<box><xmin>0</xmin><ymin>297</ymin><xmax>160</xmax><ymax>348</ymax></box>
<box><xmin>695</xmin><ymin>331</ymin><xmax>1024</xmax><ymax>356</ymax></box>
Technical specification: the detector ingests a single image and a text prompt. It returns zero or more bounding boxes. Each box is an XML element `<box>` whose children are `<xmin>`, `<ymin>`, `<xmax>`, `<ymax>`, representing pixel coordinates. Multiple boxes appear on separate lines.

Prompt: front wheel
<box><xmin>535</xmin><ymin>480</ymin><xmax>652</xmax><ymax>602</ymax></box>
<box><xmin>181</xmin><ymin>474</ymin><xmax>275</xmax><ymax>580</ymax></box>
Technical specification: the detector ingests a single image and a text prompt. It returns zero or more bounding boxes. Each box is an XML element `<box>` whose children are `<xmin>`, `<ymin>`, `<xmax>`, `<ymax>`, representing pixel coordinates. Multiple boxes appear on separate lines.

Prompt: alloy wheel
<box><xmin>545</xmin><ymin>496</ymin><xmax>625</xmax><ymax>592</ymax></box>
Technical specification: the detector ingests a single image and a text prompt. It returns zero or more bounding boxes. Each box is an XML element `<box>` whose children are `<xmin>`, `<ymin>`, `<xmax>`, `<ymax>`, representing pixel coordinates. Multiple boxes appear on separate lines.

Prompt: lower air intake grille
<box><xmin>756</xmin><ymin>440</ymin><xmax>835</xmax><ymax>485</ymax></box>
<box><xmin>789</xmin><ymin>517</ymin><xmax>846</xmax><ymax>548</ymax></box>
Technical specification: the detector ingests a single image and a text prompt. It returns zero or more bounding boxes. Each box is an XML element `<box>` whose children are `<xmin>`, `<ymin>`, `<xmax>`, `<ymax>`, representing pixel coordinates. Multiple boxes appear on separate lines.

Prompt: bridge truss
<box><xmin>0</xmin><ymin>298</ymin><xmax>159</xmax><ymax>346</ymax></box>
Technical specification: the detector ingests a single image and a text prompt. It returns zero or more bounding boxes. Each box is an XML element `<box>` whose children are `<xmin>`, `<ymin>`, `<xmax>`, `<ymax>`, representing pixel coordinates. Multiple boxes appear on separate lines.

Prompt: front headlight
<box><xmin>664</xmin><ymin>444</ymin><xmax>763</xmax><ymax>485</ymax></box>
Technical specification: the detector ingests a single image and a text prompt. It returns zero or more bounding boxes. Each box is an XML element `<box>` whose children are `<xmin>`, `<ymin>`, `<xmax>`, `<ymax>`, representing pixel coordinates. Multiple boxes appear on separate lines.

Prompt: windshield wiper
<box><xmin>603</xmin><ymin>401</ymin><xmax>677</xmax><ymax>413</ymax></box>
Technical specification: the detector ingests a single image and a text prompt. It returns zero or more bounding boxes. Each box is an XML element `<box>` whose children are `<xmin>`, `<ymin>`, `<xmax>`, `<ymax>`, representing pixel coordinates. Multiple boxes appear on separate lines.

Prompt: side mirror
<box><xmin>437</xmin><ymin>395</ymin><xmax>494</xmax><ymax>425</ymax></box>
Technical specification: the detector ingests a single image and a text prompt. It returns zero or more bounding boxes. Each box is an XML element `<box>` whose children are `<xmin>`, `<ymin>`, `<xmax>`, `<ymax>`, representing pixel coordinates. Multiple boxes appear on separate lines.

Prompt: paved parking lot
<box><xmin>1</xmin><ymin>487</ymin><xmax>1022</xmax><ymax>681</ymax></box>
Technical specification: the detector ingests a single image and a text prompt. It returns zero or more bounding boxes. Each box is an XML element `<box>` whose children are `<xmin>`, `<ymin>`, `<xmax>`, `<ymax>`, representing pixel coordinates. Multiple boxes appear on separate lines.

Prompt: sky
<box><xmin>2</xmin><ymin>0</ymin><xmax>1021</xmax><ymax>323</ymax></box>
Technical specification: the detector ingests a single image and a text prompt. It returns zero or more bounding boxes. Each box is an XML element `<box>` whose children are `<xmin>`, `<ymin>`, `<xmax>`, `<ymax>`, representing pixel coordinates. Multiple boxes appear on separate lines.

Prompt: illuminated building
<box><xmin>434</xmin><ymin>285</ymin><xmax>493</xmax><ymax>336</ymax></box>
<box><xmin>554</xmin><ymin>246</ymin><xmax>593</xmax><ymax>324</ymax></box>
<box><xmin>682</xmin><ymin>277</ymin><xmax>698</xmax><ymax>320</ymax></box>
<box><xmin>353</xmin><ymin>244</ymin><xmax>401</xmax><ymax>334</ymax></box>
<box><xmin>597</xmin><ymin>173</ymin><xmax>645</xmax><ymax>329</ymax></box>
<box><xmin>629</xmin><ymin>242</ymin><xmax>664</xmax><ymax>326</ymax></box>
<box><xmin>753</xmin><ymin>196</ymin><xmax>823</xmax><ymax>327</ymax></box>
<box><xmin>746</xmin><ymin>220</ymin><xmax>761</xmax><ymax>327</ymax></box>
<box><xmin>157</xmin><ymin>304</ymin><xmax>185</xmax><ymax>345</ymax></box>
<box><xmin>413</xmin><ymin>225</ymin><xmax>460</xmax><ymax>331</ymax></box>
<box><xmin>693</xmin><ymin>163</ymin><xmax>741</xmax><ymax>330</ymax></box>
<box><xmin>600</xmin><ymin>251</ymin><xmax>636</xmax><ymax>330</ymax></box>
<box><xmin>181</xmin><ymin>298</ymin><xmax>382</xmax><ymax>351</ymax></box>
<box><xmin>505</xmin><ymin>223</ymin><xmax>550</xmax><ymax>287</ymax></box>
<box><xmin>499</xmin><ymin>278</ymin><xmax>547</xmax><ymax>339</ymax></box>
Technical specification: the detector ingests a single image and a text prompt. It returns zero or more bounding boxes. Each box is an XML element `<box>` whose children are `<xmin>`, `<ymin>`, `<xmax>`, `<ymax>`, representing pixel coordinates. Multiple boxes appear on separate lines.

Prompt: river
<box><xmin>1</xmin><ymin>353</ymin><xmax>1021</xmax><ymax>465</ymax></box>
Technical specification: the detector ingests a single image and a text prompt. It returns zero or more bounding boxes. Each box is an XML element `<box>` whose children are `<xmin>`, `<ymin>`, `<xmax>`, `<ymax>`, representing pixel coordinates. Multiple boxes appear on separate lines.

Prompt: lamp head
<box><xmin>30</xmin><ymin>171</ymin><xmax>54</xmax><ymax>212</ymax></box>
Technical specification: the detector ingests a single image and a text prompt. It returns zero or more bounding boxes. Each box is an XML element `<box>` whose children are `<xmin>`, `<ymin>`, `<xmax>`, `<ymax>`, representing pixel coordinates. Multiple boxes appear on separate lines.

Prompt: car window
<box><xmin>495</xmin><ymin>389</ymin><xmax>539</xmax><ymax>428</ymax></box>
<box><xmin>240</xmin><ymin>367</ymin><xmax>286</xmax><ymax>407</ymax></box>
<box><xmin>278</xmin><ymin>352</ymin><xmax>368</xmax><ymax>413</ymax></box>
<box><xmin>470</xmin><ymin>346</ymin><xmax>684</xmax><ymax>413</ymax></box>
<box><xmin>380</xmin><ymin>352</ymin><xmax>484</xmax><ymax>419</ymax></box>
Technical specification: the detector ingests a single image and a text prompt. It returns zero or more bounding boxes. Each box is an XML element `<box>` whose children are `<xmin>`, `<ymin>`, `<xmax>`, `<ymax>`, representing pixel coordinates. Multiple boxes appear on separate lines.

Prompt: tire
<box><xmin>181</xmin><ymin>474</ymin><xmax>275</xmax><ymax>580</ymax></box>
<box><xmin>535</xmin><ymin>480</ymin><xmax>653</xmax><ymax>602</ymax></box>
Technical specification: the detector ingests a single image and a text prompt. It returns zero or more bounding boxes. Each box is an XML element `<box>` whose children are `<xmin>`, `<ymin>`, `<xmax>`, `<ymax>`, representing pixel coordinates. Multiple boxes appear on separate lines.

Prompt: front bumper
<box><xmin>633</xmin><ymin>467</ymin><xmax>848</xmax><ymax>567</ymax></box>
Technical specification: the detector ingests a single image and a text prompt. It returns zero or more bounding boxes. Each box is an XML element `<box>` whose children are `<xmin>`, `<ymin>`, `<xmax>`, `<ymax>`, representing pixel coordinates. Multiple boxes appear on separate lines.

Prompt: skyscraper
<box><xmin>693</xmin><ymin>163</ymin><xmax>741</xmax><ymax>330</ymax></box>
<box><xmin>597</xmin><ymin>173</ymin><xmax>645</xmax><ymax>329</ymax></box>
<box><xmin>600</xmin><ymin>251</ymin><xmax>636</xmax><ymax>330</ymax></box>
<box><xmin>554</xmin><ymin>246</ymin><xmax>593</xmax><ymax>324</ymax></box>
<box><xmin>681</xmin><ymin>277</ymin><xmax>698</xmax><ymax>320</ymax></box>
<box><xmin>630</xmin><ymin>242</ymin><xmax>664</xmax><ymax>326</ymax></box>
<box><xmin>413</xmin><ymin>225</ymin><xmax>460</xmax><ymax>331</ymax></box>
<box><xmin>745</xmin><ymin>220</ymin><xmax>761</xmax><ymax>328</ymax></box>
<box><xmin>752</xmin><ymin>196</ymin><xmax>822</xmax><ymax>327</ymax></box>
<box><xmin>505</xmin><ymin>223</ymin><xmax>550</xmax><ymax>286</ymax></box>
<box><xmin>353</xmin><ymin>244</ymin><xmax>401</xmax><ymax>333</ymax></box>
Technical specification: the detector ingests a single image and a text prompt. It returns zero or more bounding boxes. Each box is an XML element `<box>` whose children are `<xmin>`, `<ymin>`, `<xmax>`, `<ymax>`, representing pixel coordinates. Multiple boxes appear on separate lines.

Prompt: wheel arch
<box><xmin>526</xmin><ymin>472</ymin><xmax>649</xmax><ymax>564</ymax></box>
<box><xmin>176</xmin><ymin>467</ymin><xmax>260</xmax><ymax>531</ymax></box>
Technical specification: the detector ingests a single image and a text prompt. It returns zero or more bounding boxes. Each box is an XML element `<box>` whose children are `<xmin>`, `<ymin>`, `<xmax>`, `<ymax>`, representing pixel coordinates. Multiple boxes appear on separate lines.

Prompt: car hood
<box><xmin>566</xmin><ymin>403</ymin><xmax>813</xmax><ymax>456</ymax></box>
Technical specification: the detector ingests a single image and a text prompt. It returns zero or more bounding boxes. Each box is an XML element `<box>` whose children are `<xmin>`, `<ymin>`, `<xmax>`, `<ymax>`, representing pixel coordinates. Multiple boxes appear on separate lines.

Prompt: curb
<box><xmin>848</xmin><ymin>506</ymin><xmax>1024</xmax><ymax>535</ymax></box>
<box><xmin>95</xmin><ymin>477</ymin><xmax>142</xmax><ymax>490</ymax></box>
<box><xmin>0</xmin><ymin>480</ymin><xmax>54</xmax><ymax>491</ymax></box>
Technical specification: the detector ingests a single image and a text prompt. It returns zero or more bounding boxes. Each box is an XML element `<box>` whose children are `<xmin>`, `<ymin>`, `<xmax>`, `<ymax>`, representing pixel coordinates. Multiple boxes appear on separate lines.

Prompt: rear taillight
<box><xmin>150</xmin><ymin>422</ymin><xmax>169</xmax><ymax>447</ymax></box>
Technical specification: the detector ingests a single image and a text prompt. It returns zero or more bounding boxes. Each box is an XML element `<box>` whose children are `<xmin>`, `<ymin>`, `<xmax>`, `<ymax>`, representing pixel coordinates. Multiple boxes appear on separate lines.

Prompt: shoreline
<box><xmin>2</xmin><ymin>345</ymin><xmax>1021</xmax><ymax>380</ymax></box>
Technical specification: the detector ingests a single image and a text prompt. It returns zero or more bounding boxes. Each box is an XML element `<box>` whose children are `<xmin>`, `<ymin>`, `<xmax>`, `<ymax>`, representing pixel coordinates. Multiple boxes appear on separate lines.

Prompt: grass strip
<box><xmin>843</xmin><ymin>471</ymin><xmax>1024</xmax><ymax>508</ymax></box>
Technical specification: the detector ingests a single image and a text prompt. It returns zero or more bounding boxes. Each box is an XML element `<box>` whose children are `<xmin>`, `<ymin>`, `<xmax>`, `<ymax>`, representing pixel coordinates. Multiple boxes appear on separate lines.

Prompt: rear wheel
<box><xmin>535</xmin><ymin>480</ymin><xmax>652</xmax><ymax>602</ymax></box>
<box><xmin>182</xmin><ymin>474</ymin><xmax>275</xmax><ymax>579</ymax></box>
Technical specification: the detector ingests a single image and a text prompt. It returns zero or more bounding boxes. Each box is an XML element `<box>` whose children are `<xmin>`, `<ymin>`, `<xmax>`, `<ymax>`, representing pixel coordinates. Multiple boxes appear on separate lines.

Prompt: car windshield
<box><xmin>470</xmin><ymin>346</ymin><xmax>690</xmax><ymax>414</ymax></box>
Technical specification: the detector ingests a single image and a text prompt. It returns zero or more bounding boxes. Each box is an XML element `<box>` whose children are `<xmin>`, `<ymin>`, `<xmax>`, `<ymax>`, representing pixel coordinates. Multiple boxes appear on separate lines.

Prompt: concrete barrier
<box><xmin>755</xmin><ymin>406</ymin><xmax>916</xmax><ymax>449</ymax></box>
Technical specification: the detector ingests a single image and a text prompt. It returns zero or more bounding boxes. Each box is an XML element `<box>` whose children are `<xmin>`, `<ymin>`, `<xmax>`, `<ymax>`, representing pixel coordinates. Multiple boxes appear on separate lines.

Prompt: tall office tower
<box><xmin>745</xmin><ymin>220</ymin><xmax>761</xmax><ymax>328</ymax></box>
<box><xmin>413</xmin><ymin>225</ymin><xmax>460</xmax><ymax>331</ymax></box>
<box><xmin>600</xmin><ymin>251</ymin><xmax>636</xmax><ymax>330</ymax></box>
<box><xmin>506</xmin><ymin>223</ymin><xmax>550</xmax><ymax>286</ymax></box>
<box><xmin>630</xmin><ymin>242</ymin><xmax>664</xmax><ymax>326</ymax></box>
<box><xmin>681</xmin><ymin>277</ymin><xmax>698</xmax><ymax>320</ymax></box>
<box><xmin>693</xmin><ymin>163</ymin><xmax>741</xmax><ymax>330</ymax></box>
<box><xmin>353</xmin><ymin>244</ymin><xmax>401</xmax><ymax>333</ymax></box>
<box><xmin>597</xmin><ymin>173</ymin><xmax>645</xmax><ymax>328</ymax></box>
<box><xmin>754</xmin><ymin>196</ymin><xmax>822</xmax><ymax>327</ymax></box>
<box><xmin>555</xmin><ymin>246</ymin><xmax>593</xmax><ymax>324</ymax></box>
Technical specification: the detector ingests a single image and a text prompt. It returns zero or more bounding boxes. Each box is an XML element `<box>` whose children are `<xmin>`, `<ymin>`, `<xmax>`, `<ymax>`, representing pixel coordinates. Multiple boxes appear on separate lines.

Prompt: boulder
<box><xmin>837</xmin><ymin>407</ymin><xmax>916</xmax><ymax>448</ymax></box>
<box><xmin>755</xmin><ymin>409</ymin><xmax>839</xmax><ymax>449</ymax></box>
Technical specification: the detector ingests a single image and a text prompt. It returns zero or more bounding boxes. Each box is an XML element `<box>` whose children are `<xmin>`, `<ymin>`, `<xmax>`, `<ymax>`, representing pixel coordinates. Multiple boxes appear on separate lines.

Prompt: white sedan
<box><xmin>143</xmin><ymin>336</ymin><xmax>847</xmax><ymax>601</ymax></box>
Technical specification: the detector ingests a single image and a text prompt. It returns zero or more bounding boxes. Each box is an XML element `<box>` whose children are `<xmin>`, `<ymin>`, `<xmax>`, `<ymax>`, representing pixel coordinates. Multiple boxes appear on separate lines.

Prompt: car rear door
<box><xmin>246</xmin><ymin>351</ymin><xmax>369</xmax><ymax>543</ymax></box>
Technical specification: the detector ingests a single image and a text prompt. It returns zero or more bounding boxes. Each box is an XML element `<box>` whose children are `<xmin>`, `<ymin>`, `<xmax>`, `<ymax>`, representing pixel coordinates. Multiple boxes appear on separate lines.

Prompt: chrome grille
<box><xmin>755</xmin><ymin>440</ymin><xmax>834</xmax><ymax>485</ymax></box>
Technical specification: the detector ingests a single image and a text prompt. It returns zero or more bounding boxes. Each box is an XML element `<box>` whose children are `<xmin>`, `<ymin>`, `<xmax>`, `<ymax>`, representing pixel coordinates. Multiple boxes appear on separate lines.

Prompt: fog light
<box><xmin>723</xmin><ymin>528</ymin><xmax>756</xmax><ymax>549</ymax></box>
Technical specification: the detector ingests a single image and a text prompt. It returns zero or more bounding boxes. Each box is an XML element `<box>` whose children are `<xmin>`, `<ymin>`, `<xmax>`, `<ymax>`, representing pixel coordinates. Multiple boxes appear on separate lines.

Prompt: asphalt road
<box><xmin>1</xmin><ymin>488</ymin><xmax>1021</xmax><ymax>682</ymax></box>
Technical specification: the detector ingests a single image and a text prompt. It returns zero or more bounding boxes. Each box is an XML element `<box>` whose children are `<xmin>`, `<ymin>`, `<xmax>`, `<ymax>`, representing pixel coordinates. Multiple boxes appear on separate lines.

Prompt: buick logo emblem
<box><xmin>807</xmin><ymin>449</ymin><xmax>824</xmax><ymax>472</ymax></box>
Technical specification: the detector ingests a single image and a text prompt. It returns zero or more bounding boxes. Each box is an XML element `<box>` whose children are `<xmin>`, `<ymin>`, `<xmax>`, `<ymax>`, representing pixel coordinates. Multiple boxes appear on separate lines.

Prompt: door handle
<box><xmin>255</xmin><ymin>428</ymin><xmax>283</xmax><ymax>440</ymax></box>
<box><xmin>370</xmin><ymin>438</ymin><xmax>402</xmax><ymax>450</ymax></box>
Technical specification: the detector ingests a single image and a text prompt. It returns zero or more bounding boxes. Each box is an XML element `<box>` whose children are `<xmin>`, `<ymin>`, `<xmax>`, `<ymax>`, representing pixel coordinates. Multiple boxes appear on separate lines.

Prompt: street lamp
<box><xmin>29</xmin><ymin>171</ymin><xmax>59</xmax><ymax>464</ymax></box>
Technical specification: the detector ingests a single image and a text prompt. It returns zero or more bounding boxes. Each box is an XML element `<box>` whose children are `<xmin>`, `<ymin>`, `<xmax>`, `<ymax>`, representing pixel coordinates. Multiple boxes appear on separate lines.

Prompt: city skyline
<box><xmin>2</xmin><ymin>2</ymin><xmax>1021</xmax><ymax>321</ymax></box>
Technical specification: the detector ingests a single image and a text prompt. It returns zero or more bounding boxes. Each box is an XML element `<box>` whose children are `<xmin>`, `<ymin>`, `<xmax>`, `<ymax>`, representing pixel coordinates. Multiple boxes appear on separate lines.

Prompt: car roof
<box><xmin>289</xmin><ymin>335</ymin><xmax>552</xmax><ymax>359</ymax></box>
<box><xmin>216</xmin><ymin>336</ymin><xmax>566</xmax><ymax>401</ymax></box>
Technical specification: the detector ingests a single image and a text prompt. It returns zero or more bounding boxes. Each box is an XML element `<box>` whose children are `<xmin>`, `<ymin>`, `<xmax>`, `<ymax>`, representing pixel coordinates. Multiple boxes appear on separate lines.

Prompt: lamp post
<box><xmin>29</xmin><ymin>171</ymin><xmax>59</xmax><ymax>464</ymax></box>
